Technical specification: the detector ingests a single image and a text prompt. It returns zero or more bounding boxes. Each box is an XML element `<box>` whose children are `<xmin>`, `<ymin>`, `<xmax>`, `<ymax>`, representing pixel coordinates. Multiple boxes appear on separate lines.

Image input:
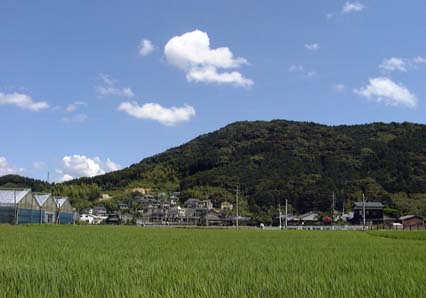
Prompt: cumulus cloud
<box><xmin>379</xmin><ymin>57</ymin><xmax>407</xmax><ymax>73</ymax></box>
<box><xmin>354</xmin><ymin>77</ymin><xmax>417</xmax><ymax>108</ymax></box>
<box><xmin>164</xmin><ymin>29</ymin><xmax>253</xmax><ymax>87</ymax></box>
<box><xmin>379</xmin><ymin>56</ymin><xmax>426</xmax><ymax>73</ymax></box>
<box><xmin>342</xmin><ymin>2</ymin><xmax>365</xmax><ymax>14</ymax></box>
<box><xmin>60</xmin><ymin>155</ymin><xmax>121</xmax><ymax>181</ymax></box>
<box><xmin>139</xmin><ymin>39</ymin><xmax>154</xmax><ymax>56</ymax></box>
<box><xmin>0</xmin><ymin>92</ymin><xmax>49</xmax><ymax>111</ymax></box>
<box><xmin>0</xmin><ymin>156</ymin><xmax>23</xmax><ymax>176</ymax></box>
<box><xmin>304</xmin><ymin>43</ymin><xmax>320</xmax><ymax>51</ymax></box>
<box><xmin>96</xmin><ymin>74</ymin><xmax>134</xmax><ymax>98</ymax></box>
<box><xmin>118</xmin><ymin>101</ymin><xmax>196</xmax><ymax>126</ymax></box>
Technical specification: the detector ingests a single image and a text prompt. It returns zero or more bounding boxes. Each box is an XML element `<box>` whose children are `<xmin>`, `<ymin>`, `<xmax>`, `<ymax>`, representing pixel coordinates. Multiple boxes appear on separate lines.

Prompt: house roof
<box><xmin>299</xmin><ymin>212</ymin><xmax>319</xmax><ymax>221</ymax></box>
<box><xmin>0</xmin><ymin>189</ymin><xmax>31</xmax><ymax>205</ymax></box>
<box><xmin>353</xmin><ymin>202</ymin><xmax>384</xmax><ymax>210</ymax></box>
<box><xmin>399</xmin><ymin>215</ymin><xmax>424</xmax><ymax>221</ymax></box>
<box><xmin>35</xmin><ymin>194</ymin><xmax>51</xmax><ymax>207</ymax></box>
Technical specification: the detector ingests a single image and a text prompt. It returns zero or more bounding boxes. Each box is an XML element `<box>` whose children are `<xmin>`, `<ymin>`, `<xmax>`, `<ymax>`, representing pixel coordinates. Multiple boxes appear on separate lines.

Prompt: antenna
<box><xmin>47</xmin><ymin>171</ymin><xmax>50</xmax><ymax>184</ymax></box>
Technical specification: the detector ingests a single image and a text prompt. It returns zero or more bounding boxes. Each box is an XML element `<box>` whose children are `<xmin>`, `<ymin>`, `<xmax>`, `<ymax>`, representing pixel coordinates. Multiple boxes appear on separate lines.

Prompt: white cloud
<box><xmin>96</xmin><ymin>74</ymin><xmax>134</xmax><ymax>97</ymax></box>
<box><xmin>60</xmin><ymin>155</ymin><xmax>121</xmax><ymax>180</ymax></box>
<box><xmin>0</xmin><ymin>92</ymin><xmax>49</xmax><ymax>111</ymax></box>
<box><xmin>0</xmin><ymin>156</ymin><xmax>19</xmax><ymax>176</ymax></box>
<box><xmin>99</xmin><ymin>73</ymin><xmax>116</xmax><ymax>86</ymax></box>
<box><xmin>118</xmin><ymin>101</ymin><xmax>196</xmax><ymax>126</ymax></box>
<box><xmin>139</xmin><ymin>39</ymin><xmax>154</xmax><ymax>56</ymax></box>
<box><xmin>304</xmin><ymin>43</ymin><xmax>320</xmax><ymax>51</ymax></box>
<box><xmin>62</xmin><ymin>113</ymin><xmax>88</xmax><ymax>123</ymax></box>
<box><xmin>288</xmin><ymin>65</ymin><xmax>304</xmax><ymax>72</ymax></box>
<box><xmin>288</xmin><ymin>65</ymin><xmax>317</xmax><ymax>78</ymax></box>
<box><xmin>379</xmin><ymin>57</ymin><xmax>407</xmax><ymax>73</ymax></box>
<box><xmin>60</xmin><ymin>174</ymin><xmax>74</xmax><ymax>182</ymax></box>
<box><xmin>333</xmin><ymin>84</ymin><xmax>346</xmax><ymax>92</ymax></box>
<box><xmin>96</xmin><ymin>86</ymin><xmax>135</xmax><ymax>98</ymax></box>
<box><xmin>164</xmin><ymin>29</ymin><xmax>253</xmax><ymax>87</ymax></box>
<box><xmin>354</xmin><ymin>77</ymin><xmax>417</xmax><ymax>108</ymax></box>
<box><xmin>33</xmin><ymin>161</ymin><xmax>46</xmax><ymax>169</ymax></box>
<box><xmin>65</xmin><ymin>101</ymin><xmax>86</xmax><ymax>113</ymax></box>
<box><xmin>342</xmin><ymin>2</ymin><xmax>365</xmax><ymax>14</ymax></box>
<box><xmin>379</xmin><ymin>56</ymin><xmax>426</xmax><ymax>73</ymax></box>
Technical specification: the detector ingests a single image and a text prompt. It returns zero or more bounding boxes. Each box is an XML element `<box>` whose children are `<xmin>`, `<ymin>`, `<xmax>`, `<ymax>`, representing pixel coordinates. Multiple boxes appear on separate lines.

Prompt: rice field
<box><xmin>0</xmin><ymin>225</ymin><xmax>425</xmax><ymax>298</ymax></box>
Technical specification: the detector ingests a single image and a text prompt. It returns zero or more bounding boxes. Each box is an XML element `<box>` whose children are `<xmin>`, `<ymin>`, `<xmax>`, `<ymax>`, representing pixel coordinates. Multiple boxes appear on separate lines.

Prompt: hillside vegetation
<box><xmin>2</xmin><ymin>120</ymin><xmax>426</xmax><ymax>220</ymax></box>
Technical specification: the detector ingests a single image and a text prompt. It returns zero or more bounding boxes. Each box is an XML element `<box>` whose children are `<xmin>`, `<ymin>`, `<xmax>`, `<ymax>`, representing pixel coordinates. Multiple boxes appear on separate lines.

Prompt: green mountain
<box><xmin>2</xmin><ymin>120</ymin><xmax>426</xmax><ymax>221</ymax></box>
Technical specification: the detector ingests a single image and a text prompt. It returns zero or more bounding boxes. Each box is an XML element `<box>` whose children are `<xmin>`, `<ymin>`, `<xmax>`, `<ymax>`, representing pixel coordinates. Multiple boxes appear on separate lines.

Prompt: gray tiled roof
<box><xmin>0</xmin><ymin>189</ymin><xmax>31</xmax><ymax>205</ymax></box>
<box><xmin>353</xmin><ymin>202</ymin><xmax>384</xmax><ymax>209</ymax></box>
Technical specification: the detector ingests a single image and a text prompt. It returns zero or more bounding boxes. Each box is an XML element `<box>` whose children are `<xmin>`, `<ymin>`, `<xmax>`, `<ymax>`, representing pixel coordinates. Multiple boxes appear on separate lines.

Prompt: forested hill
<box><xmin>2</xmin><ymin>120</ymin><xmax>426</xmax><ymax>219</ymax></box>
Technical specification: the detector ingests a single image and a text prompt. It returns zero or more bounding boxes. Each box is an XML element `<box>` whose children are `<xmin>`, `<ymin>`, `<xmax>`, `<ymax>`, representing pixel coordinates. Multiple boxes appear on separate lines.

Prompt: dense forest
<box><xmin>2</xmin><ymin>120</ymin><xmax>426</xmax><ymax>221</ymax></box>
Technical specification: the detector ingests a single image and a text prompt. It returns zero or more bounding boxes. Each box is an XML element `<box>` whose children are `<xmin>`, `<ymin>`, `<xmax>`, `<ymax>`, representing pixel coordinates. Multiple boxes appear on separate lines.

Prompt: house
<box><xmin>34</xmin><ymin>194</ymin><xmax>57</xmax><ymax>224</ymax></box>
<box><xmin>200</xmin><ymin>200</ymin><xmax>213</xmax><ymax>210</ymax></box>
<box><xmin>221</xmin><ymin>201</ymin><xmax>233</xmax><ymax>211</ymax></box>
<box><xmin>54</xmin><ymin>197</ymin><xmax>74</xmax><ymax>224</ymax></box>
<box><xmin>226</xmin><ymin>215</ymin><xmax>250</xmax><ymax>226</ymax></box>
<box><xmin>206</xmin><ymin>210</ymin><xmax>223</xmax><ymax>226</ymax></box>
<box><xmin>399</xmin><ymin>215</ymin><xmax>424</xmax><ymax>228</ymax></box>
<box><xmin>352</xmin><ymin>202</ymin><xmax>384</xmax><ymax>225</ymax></box>
<box><xmin>0</xmin><ymin>189</ymin><xmax>40</xmax><ymax>224</ymax></box>
<box><xmin>299</xmin><ymin>212</ymin><xmax>320</xmax><ymax>224</ymax></box>
<box><xmin>184</xmin><ymin>198</ymin><xmax>200</xmax><ymax>209</ymax></box>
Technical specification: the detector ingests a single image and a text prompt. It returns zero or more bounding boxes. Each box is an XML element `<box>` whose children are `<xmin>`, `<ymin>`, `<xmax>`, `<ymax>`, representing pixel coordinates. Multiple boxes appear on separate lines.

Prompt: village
<box><xmin>1</xmin><ymin>187</ymin><xmax>425</xmax><ymax>230</ymax></box>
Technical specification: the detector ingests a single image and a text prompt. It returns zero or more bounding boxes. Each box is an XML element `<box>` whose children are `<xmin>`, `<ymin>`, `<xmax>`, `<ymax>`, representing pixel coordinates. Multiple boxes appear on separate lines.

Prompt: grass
<box><xmin>0</xmin><ymin>225</ymin><xmax>425</xmax><ymax>297</ymax></box>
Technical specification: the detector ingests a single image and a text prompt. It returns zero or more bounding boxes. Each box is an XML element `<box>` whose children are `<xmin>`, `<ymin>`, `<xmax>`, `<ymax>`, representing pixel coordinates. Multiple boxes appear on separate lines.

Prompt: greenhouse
<box><xmin>0</xmin><ymin>189</ymin><xmax>40</xmax><ymax>224</ymax></box>
<box><xmin>55</xmin><ymin>197</ymin><xmax>74</xmax><ymax>224</ymax></box>
<box><xmin>34</xmin><ymin>194</ymin><xmax>57</xmax><ymax>224</ymax></box>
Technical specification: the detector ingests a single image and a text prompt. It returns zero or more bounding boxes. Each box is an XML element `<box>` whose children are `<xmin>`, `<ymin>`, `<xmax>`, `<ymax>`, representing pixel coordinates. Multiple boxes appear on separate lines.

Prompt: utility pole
<box><xmin>362</xmin><ymin>192</ymin><xmax>366</xmax><ymax>230</ymax></box>
<box><xmin>285</xmin><ymin>199</ymin><xmax>288</xmax><ymax>230</ymax></box>
<box><xmin>14</xmin><ymin>189</ymin><xmax>18</xmax><ymax>225</ymax></box>
<box><xmin>278</xmin><ymin>203</ymin><xmax>282</xmax><ymax>229</ymax></box>
<box><xmin>236</xmin><ymin>186</ymin><xmax>240</xmax><ymax>228</ymax></box>
<box><xmin>331</xmin><ymin>192</ymin><xmax>335</xmax><ymax>224</ymax></box>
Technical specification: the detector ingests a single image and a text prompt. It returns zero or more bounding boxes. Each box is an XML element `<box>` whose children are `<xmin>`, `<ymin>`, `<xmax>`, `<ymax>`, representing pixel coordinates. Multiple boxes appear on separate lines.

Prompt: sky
<box><xmin>1</xmin><ymin>0</ymin><xmax>426</xmax><ymax>182</ymax></box>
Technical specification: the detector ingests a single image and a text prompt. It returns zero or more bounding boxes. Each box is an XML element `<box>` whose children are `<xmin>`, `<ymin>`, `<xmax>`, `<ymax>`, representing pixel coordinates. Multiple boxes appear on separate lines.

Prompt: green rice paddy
<box><xmin>0</xmin><ymin>225</ymin><xmax>425</xmax><ymax>297</ymax></box>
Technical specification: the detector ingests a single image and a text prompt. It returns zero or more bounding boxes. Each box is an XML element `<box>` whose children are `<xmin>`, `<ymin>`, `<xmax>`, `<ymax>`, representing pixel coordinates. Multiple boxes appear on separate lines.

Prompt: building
<box><xmin>399</xmin><ymin>215</ymin><xmax>424</xmax><ymax>228</ymax></box>
<box><xmin>34</xmin><ymin>194</ymin><xmax>57</xmax><ymax>224</ymax></box>
<box><xmin>221</xmin><ymin>201</ymin><xmax>233</xmax><ymax>211</ymax></box>
<box><xmin>55</xmin><ymin>197</ymin><xmax>74</xmax><ymax>224</ymax></box>
<box><xmin>0</xmin><ymin>189</ymin><xmax>40</xmax><ymax>224</ymax></box>
<box><xmin>352</xmin><ymin>202</ymin><xmax>384</xmax><ymax>225</ymax></box>
<box><xmin>299</xmin><ymin>212</ymin><xmax>320</xmax><ymax>224</ymax></box>
<box><xmin>184</xmin><ymin>198</ymin><xmax>200</xmax><ymax>209</ymax></box>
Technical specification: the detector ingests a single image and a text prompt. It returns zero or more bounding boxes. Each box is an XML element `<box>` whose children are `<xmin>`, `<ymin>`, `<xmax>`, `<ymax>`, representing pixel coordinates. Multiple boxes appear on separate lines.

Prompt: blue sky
<box><xmin>1</xmin><ymin>0</ymin><xmax>426</xmax><ymax>181</ymax></box>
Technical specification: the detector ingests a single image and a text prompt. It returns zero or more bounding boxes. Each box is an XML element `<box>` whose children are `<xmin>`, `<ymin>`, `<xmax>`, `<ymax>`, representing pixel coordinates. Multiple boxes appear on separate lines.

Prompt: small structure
<box><xmin>93</xmin><ymin>206</ymin><xmax>107</xmax><ymax>216</ymax></box>
<box><xmin>0</xmin><ymin>189</ymin><xmax>40</xmax><ymax>224</ymax></box>
<box><xmin>55</xmin><ymin>197</ymin><xmax>74</xmax><ymax>224</ymax></box>
<box><xmin>399</xmin><ymin>215</ymin><xmax>424</xmax><ymax>228</ymax></box>
<box><xmin>352</xmin><ymin>202</ymin><xmax>384</xmax><ymax>225</ymax></box>
<box><xmin>34</xmin><ymin>194</ymin><xmax>57</xmax><ymax>224</ymax></box>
